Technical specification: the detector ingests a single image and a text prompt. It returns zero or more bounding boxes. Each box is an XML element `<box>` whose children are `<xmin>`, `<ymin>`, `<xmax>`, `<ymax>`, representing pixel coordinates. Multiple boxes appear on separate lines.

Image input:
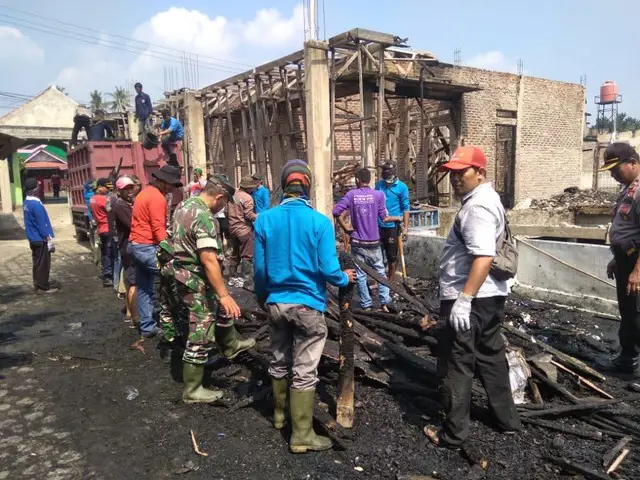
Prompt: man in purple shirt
<box><xmin>333</xmin><ymin>168</ymin><xmax>401</xmax><ymax>311</ymax></box>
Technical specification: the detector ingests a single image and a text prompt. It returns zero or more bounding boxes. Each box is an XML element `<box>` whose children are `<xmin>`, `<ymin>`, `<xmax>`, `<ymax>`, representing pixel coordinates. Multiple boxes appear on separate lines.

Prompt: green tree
<box><xmin>56</xmin><ymin>85</ymin><xmax>68</xmax><ymax>95</ymax></box>
<box><xmin>595</xmin><ymin>112</ymin><xmax>640</xmax><ymax>132</ymax></box>
<box><xmin>89</xmin><ymin>90</ymin><xmax>104</xmax><ymax>111</ymax></box>
<box><xmin>107</xmin><ymin>86</ymin><xmax>131</xmax><ymax>113</ymax></box>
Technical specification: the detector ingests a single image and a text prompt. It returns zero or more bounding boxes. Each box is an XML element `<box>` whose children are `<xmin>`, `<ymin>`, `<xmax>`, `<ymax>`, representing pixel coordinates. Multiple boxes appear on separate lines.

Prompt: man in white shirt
<box><xmin>426</xmin><ymin>146</ymin><xmax>520</xmax><ymax>449</ymax></box>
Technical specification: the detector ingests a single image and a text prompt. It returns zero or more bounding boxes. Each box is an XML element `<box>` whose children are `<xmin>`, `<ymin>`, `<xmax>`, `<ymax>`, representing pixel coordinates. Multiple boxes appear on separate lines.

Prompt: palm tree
<box><xmin>107</xmin><ymin>86</ymin><xmax>131</xmax><ymax>113</ymax></box>
<box><xmin>89</xmin><ymin>90</ymin><xmax>104</xmax><ymax>111</ymax></box>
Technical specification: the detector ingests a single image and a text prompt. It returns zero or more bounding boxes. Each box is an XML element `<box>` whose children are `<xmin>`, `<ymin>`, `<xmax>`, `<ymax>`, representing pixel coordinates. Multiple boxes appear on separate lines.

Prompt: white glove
<box><xmin>47</xmin><ymin>238</ymin><xmax>56</xmax><ymax>253</ymax></box>
<box><xmin>449</xmin><ymin>293</ymin><xmax>473</xmax><ymax>333</ymax></box>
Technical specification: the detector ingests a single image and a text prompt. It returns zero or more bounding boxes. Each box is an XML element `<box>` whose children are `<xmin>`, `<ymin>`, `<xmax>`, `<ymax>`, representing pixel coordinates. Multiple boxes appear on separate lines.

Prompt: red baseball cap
<box><xmin>440</xmin><ymin>146</ymin><xmax>487</xmax><ymax>171</ymax></box>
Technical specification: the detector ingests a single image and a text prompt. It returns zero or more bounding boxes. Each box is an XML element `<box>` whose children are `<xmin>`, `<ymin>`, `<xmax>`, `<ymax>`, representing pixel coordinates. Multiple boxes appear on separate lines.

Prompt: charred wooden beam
<box><xmin>337</xmin><ymin>252</ymin><xmax>356</xmax><ymax>429</ymax></box>
<box><xmin>503</xmin><ymin>323</ymin><xmax>605</xmax><ymax>381</ymax></box>
<box><xmin>520</xmin><ymin>417</ymin><xmax>603</xmax><ymax>441</ymax></box>
<box><xmin>520</xmin><ymin>397</ymin><xmax>634</xmax><ymax>419</ymax></box>
<box><xmin>351</xmin><ymin>256</ymin><xmax>437</xmax><ymax>314</ymax></box>
<box><xmin>543</xmin><ymin>455</ymin><xmax>611</xmax><ymax>480</ymax></box>
<box><xmin>603</xmin><ymin>435</ymin><xmax>632</xmax><ymax>467</ymax></box>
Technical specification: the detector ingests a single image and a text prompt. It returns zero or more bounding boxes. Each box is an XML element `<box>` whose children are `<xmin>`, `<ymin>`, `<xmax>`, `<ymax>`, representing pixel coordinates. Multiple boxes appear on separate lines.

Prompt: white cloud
<box><xmin>466</xmin><ymin>51</ymin><xmax>518</xmax><ymax>74</ymax></box>
<box><xmin>242</xmin><ymin>4</ymin><xmax>304</xmax><ymax>47</ymax></box>
<box><xmin>0</xmin><ymin>27</ymin><xmax>44</xmax><ymax>64</ymax></box>
<box><xmin>55</xmin><ymin>4</ymin><xmax>304</xmax><ymax>102</ymax></box>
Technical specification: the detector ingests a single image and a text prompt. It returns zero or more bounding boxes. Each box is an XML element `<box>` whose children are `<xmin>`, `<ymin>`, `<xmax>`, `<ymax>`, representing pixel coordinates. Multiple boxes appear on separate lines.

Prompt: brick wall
<box><xmin>435</xmin><ymin>65</ymin><xmax>585</xmax><ymax>202</ymax></box>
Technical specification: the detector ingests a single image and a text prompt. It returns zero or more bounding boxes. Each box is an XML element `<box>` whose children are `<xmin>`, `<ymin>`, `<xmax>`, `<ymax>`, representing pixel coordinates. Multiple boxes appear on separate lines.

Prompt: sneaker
<box><xmin>36</xmin><ymin>287</ymin><xmax>59</xmax><ymax>294</ymax></box>
<box><xmin>361</xmin><ymin>307</ymin><xmax>373</xmax><ymax>312</ymax></box>
<box><xmin>103</xmin><ymin>279</ymin><xmax>114</xmax><ymax>288</ymax></box>
<box><xmin>141</xmin><ymin>326</ymin><xmax>162</xmax><ymax>338</ymax></box>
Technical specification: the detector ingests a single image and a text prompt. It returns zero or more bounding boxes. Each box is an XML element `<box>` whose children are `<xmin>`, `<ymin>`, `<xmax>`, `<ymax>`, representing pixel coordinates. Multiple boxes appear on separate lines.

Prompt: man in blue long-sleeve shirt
<box><xmin>134</xmin><ymin>82</ymin><xmax>153</xmax><ymax>133</ymax></box>
<box><xmin>251</xmin><ymin>173</ymin><xmax>271</xmax><ymax>213</ymax></box>
<box><xmin>375</xmin><ymin>162</ymin><xmax>410</xmax><ymax>280</ymax></box>
<box><xmin>23</xmin><ymin>178</ymin><xmax>57</xmax><ymax>293</ymax></box>
<box><xmin>254</xmin><ymin>159</ymin><xmax>355</xmax><ymax>454</ymax></box>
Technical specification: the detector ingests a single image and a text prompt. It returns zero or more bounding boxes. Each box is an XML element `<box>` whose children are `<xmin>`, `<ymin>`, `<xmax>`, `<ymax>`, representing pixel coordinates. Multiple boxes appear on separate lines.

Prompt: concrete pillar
<box><xmin>304</xmin><ymin>40</ymin><xmax>333</xmax><ymax>218</ymax></box>
<box><xmin>11</xmin><ymin>154</ymin><xmax>23</xmax><ymax>208</ymax></box>
<box><xmin>0</xmin><ymin>159</ymin><xmax>13</xmax><ymax>213</ymax></box>
<box><xmin>184</xmin><ymin>92</ymin><xmax>206</xmax><ymax>175</ymax></box>
<box><xmin>363</xmin><ymin>90</ymin><xmax>376</xmax><ymax>173</ymax></box>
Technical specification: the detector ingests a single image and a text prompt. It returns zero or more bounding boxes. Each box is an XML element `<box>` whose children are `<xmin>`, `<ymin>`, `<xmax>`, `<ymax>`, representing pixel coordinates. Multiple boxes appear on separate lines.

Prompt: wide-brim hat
<box><xmin>152</xmin><ymin>165</ymin><xmax>183</xmax><ymax>187</ymax></box>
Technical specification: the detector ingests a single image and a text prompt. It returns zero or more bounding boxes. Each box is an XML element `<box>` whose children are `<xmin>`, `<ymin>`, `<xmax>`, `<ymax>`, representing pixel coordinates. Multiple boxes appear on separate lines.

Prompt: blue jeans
<box><xmin>129</xmin><ymin>242</ymin><xmax>159</xmax><ymax>334</ymax></box>
<box><xmin>351</xmin><ymin>246</ymin><xmax>391</xmax><ymax>309</ymax></box>
<box><xmin>112</xmin><ymin>238</ymin><xmax>121</xmax><ymax>292</ymax></box>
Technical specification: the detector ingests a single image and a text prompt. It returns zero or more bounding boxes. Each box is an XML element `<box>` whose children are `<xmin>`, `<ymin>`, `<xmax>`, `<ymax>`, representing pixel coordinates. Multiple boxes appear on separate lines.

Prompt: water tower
<box><xmin>595</xmin><ymin>80</ymin><xmax>622</xmax><ymax>136</ymax></box>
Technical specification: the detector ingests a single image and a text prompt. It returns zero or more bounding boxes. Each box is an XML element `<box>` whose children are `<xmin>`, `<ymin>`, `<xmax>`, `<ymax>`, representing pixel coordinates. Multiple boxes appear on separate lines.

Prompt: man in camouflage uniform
<box><xmin>159</xmin><ymin>177</ymin><xmax>256</xmax><ymax>403</ymax></box>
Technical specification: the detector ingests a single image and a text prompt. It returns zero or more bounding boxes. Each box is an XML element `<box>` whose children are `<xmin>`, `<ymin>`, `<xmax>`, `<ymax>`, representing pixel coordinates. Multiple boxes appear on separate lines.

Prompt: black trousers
<box><xmin>52</xmin><ymin>185</ymin><xmax>60</xmax><ymax>198</ymax></box>
<box><xmin>614</xmin><ymin>252</ymin><xmax>640</xmax><ymax>357</ymax></box>
<box><xmin>437</xmin><ymin>296</ymin><xmax>520</xmax><ymax>446</ymax></box>
<box><xmin>99</xmin><ymin>233</ymin><xmax>114</xmax><ymax>279</ymax></box>
<box><xmin>30</xmin><ymin>241</ymin><xmax>51</xmax><ymax>290</ymax></box>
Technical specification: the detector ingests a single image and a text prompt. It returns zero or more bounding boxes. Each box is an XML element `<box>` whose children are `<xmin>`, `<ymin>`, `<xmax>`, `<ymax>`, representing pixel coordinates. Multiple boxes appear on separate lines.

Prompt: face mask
<box><xmin>384</xmin><ymin>176</ymin><xmax>397</xmax><ymax>184</ymax></box>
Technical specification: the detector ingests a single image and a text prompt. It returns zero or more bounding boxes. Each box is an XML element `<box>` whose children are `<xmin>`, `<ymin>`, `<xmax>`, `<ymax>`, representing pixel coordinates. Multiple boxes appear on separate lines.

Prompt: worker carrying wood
<box><xmin>333</xmin><ymin>167</ymin><xmax>402</xmax><ymax>312</ymax></box>
<box><xmin>158</xmin><ymin>176</ymin><xmax>255</xmax><ymax>403</ymax></box>
<box><xmin>425</xmin><ymin>146</ymin><xmax>521</xmax><ymax>449</ymax></box>
<box><xmin>253</xmin><ymin>159</ymin><xmax>356</xmax><ymax>453</ymax></box>
<box><xmin>598</xmin><ymin>142</ymin><xmax>640</xmax><ymax>377</ymax></box>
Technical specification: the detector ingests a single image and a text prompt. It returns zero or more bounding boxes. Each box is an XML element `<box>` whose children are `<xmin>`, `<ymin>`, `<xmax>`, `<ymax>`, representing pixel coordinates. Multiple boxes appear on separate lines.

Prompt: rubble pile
<box><xmin>528</xmin><ymin>188</ymin><xmax>618</xmax><ymax>212</ymax></box>
<box><xmin>233</xmin><ymin>269</ymin><xmax>640</xmax><ymax>479</ymax></box>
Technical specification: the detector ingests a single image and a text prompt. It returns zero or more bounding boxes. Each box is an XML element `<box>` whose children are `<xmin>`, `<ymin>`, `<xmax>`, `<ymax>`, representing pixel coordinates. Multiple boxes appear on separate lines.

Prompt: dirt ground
<box><xmin>1</xmin><ymin>201</ymin><xmax>639</xmax><ymax>480</ymax></box>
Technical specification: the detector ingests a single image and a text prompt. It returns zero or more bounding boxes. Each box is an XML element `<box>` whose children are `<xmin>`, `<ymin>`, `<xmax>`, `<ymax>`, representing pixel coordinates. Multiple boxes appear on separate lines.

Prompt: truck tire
<box><xmin>75</xmin><ymin>227</ymin><xmax>89</xmax><ymax>242</ymax></box>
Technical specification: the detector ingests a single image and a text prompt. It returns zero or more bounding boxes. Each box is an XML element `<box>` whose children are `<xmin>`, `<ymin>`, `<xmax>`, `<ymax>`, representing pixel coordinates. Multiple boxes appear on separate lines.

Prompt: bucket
<box><xmin>143</xmin><ymin>132</ymin><xmax>159</xmax><ymax>150</ymax></box>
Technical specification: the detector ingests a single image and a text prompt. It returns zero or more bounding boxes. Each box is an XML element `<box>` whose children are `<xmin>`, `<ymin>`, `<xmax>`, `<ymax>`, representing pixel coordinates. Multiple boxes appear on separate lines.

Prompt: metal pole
<box><xmin>308</xmin><ymin>0</ymin><xmax>317</xmax><ymax>41</ymax></box>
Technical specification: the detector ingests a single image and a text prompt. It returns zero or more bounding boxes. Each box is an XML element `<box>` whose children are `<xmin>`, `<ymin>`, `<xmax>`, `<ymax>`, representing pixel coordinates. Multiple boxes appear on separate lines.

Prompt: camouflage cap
<box><xmin>210</xmin><ymin>174</ymin><xmax>235</xmax><ymax>201</ymax></box>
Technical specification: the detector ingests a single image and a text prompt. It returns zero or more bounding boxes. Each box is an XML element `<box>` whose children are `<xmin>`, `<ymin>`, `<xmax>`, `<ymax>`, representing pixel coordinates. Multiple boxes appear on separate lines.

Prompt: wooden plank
<box><xmin>357</xmin><ymin>42</ymin><xmax>366</xmax><ymax>162</ymax></box>
<box><xmin>335</xmin><ymin>49</ymin><xmax>361</xmax><ymax>78</ymax></box>
<box><xmin>337</xmin><ymin>252</ymin><xmax>356</xmax><ymax>429</ymax></box>
<box><xmin>224</xmin><ymin>89</ymin><xmax>238</xmax><ymax>169</ymax></box>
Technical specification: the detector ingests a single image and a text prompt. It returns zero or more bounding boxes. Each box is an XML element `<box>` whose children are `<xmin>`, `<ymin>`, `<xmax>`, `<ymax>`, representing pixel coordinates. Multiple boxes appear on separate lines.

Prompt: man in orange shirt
<box><xmin>90</xmin><ymin>178</ymin><xmax>114</xmax><ymax>287</ymax></box>
<box><xmin>129</xmin><ymin>165</ymin><xmax>183</xmax><ymax>338</ymax></box>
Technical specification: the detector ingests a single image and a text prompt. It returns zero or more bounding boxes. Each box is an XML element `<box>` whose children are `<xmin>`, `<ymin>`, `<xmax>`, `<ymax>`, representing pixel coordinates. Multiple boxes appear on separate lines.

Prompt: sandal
<box><xmin>423</xmin><ymin>425</ymin><xmax>460</xmax><ymax>451</ymax></box>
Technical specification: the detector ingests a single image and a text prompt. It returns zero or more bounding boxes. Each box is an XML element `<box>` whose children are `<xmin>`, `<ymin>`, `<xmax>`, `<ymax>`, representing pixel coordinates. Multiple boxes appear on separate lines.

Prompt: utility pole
<box><xmin>303</xmin><ymin>0</ymin><xmax>332</xmax><ymax>217</ymax></box>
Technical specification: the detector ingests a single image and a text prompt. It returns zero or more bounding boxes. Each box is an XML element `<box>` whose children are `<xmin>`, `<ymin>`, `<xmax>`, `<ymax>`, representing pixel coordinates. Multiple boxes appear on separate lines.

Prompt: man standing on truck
<box><xmin>90</xmin><ymin>178</ymin><xmax>115</xmax><ymax>287</ymax></box>
<box><xmin>88</xmin><ymin>109</ymin><xmax>115</xmax><ymax>141</ymax></box>
<box><xmin>375</xmin><ymin>162</ymin><xmax>410</xmax><ymax>280</ymax></box>
<box><xmin>129</xmin><ymin>165</ymin><xmax>183</xmax><ymax>338</ymax></box>
<box><xmin>158</xmin><ymin>109</ymin><xmax>184</xmax><ymax>161</ymax></box>
<box><xmin>134</xmin><ymin>82</ymin><xmax>153</xmax><ymax>134</ymax></box>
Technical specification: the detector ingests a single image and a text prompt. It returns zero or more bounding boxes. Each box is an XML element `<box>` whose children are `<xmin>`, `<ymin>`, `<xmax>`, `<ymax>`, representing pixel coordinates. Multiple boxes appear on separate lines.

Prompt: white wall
<box><xmin>404</xmin><ymin>233</ymin><xmax>618</xmax><ymax>315</ymax></box>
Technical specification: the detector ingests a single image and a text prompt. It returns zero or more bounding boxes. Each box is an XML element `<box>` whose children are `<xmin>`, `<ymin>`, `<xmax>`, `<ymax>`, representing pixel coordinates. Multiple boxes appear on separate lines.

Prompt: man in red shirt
<box><xmin>129</xmin><ymin>165</ymin><xmax>183</xmax><ymax>338</ymax></box>
<box><xmin>90</xmin><ymin>178</ymin><xmax>114</xmax><ymax>287</ymax></box>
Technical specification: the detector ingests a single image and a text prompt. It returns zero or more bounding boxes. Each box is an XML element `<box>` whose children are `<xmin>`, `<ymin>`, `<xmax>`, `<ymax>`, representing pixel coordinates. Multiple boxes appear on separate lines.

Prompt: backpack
<box><xmin>453</xmin><ymin>210</ymin><xmax>518</xmax><ymax>281</ymax></box>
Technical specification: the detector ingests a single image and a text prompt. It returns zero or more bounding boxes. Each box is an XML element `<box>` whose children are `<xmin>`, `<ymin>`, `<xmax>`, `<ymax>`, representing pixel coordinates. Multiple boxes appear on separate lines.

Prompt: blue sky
<box><xmin>0</xmin><ymin>0</ymin><xmax>638</xmax><ymax>120</ymax></box>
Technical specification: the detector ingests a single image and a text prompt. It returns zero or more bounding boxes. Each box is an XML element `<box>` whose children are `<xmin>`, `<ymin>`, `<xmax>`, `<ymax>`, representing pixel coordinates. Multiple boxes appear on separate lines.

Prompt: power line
<box><xmin>0</xmin><ymin>14</ymin><xmax>244</xmax><ymax>75</ymax></box>
<box><xmin>0</xmin><ymin>5</ymin><xmax>253</xmax><ymax>69</ymax></box>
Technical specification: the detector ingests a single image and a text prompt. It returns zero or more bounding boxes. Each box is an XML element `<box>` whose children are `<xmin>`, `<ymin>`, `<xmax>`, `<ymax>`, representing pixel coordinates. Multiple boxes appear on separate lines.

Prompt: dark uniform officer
<box><xmin>600</xmin><ymin>142</ymin><xmax>640</xmax><ymax>376</ymax></box>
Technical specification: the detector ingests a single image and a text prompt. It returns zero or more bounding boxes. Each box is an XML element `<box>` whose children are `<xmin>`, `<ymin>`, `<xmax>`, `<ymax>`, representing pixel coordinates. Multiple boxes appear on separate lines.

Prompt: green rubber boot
<box><xmin>289</xmin><ymin>388</ymin><xmax>332</xmax><ymax>454</ymax></box>
<box><xmin>215</xmin><ymin>325</ymin><xmax>256</xmax><ymax>360</ymax></box>
<box><xmin>272</xmin><ymin>377</ymin><xmax>288</xmax><ymax>429</ymax></box>
<box><xmin>182</xmin><ymin>363</ymin><xmax>223</xmax><ymax>404</ymax></box>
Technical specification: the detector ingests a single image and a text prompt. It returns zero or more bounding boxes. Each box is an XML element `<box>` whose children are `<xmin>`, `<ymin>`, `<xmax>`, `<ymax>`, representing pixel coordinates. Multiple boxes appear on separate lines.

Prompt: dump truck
<box><xmin>67</xmin><ymin>141</ymin><xmax>184</xmax><ymax>257</ymax></box>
